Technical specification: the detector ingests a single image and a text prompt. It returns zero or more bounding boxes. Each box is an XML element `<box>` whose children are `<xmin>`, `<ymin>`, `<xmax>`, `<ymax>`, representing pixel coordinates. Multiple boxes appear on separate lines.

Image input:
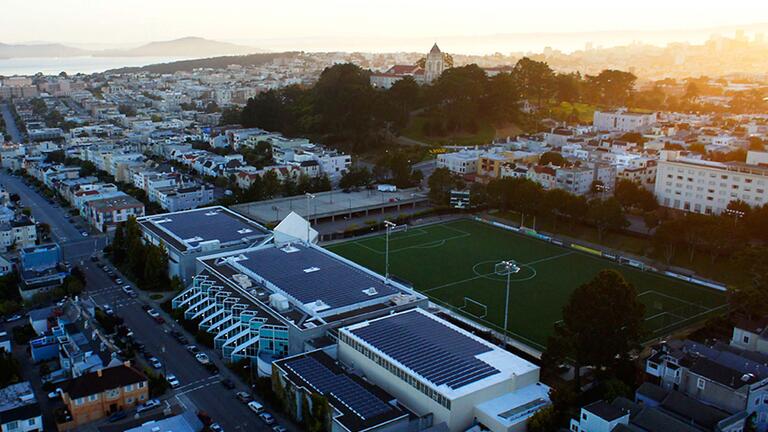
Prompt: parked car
<box><xmin>236</xmin><ymin>391</ymin><xmax>252</xmax><ymax>403</ymax></box>
<box><xmin>136</xmin><ymin>399</ymin><xmax>161</xmax><ymax>413</ymax></box>
<box><xmin>147</xmin><ymin>309</ymin><xmax>160</xmax><ymax>318</ymax></box>
<box><xmin>47</xmin><ymin>389</ymin><xmax>61</xmax><ymax>400</ymax></box>
<box><xmin>210</xmin><ymin>423</ymin><xmax>224</xmax><ymax>432</ymax></box>
<box><xmin>247</xmin><ymin>401</ymin><xmax>264</xmax><ymax>414</ymax></box>
<box><xmin>259</xmin><ymin>412</ymin><xmax>275</xmax><ymax>425</ymax></box>
<box><xmin>149</xmin><ymin>357</ymin><xmax>162</xmax><ymax>369</ymax></box>
<box><xmin>166</xmin><ymin>374</ymin><xmax>180</xmax><ymax>388</ymax></box>
<box><xmin>121</xmin><ymin>286</ymin><xmax>135</xmax><ymax>297</ymax></box>
<box><xmin>220</xmin><ymin>378</ymin><xmax>235</xmax><ymax>389</ymax></box>
<box><xmin>81</xmin><ymin>232</ymin><xmax>88</xmax><ymax>237</ymax></box>
<box><xmin>272</xmin><ymin>425</ymin><xmax>287</xmax><ymax>432</ymax></box>
<box><xmin>108</xmin><ymin>411</ymin><xmax>128</xmax><ymax>422</ymax></box>
<box><xmin>5</xmin><ymin>314</ymin><xmax>22</xmax><ymax>322</ymax></box>
<box><xmin>115</xmin><ymin>278</ymin><xmax>123</xmax><ymax>284</ymax></box>
<box><xmin>195</xmin><ymin>353</ymin><xmax>210</xmax><ymax>364</ymax></box>
<box><xmin>176</xmin><ymin>335</ymin><xmax>188</xmax><ymax>344</ymax></box>
<box><xmin>186</xmin><ymin>345</ymin><xmax>200</xmax><ymax>354</ymax></box>
<box><xmin>102</xmin><ymin>305</ymin><xmax>114</xmax><ymax>316</ymax></box>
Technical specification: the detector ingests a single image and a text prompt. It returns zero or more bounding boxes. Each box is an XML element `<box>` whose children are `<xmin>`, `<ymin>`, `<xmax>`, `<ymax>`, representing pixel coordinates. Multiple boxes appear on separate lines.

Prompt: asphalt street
<box><xmin>0</xmin><ymin>171</ymin><xmax>294</xmax><ymax>431</ymax></box>
<box><xmin>0</xmin><ymin>103</ymin><xmax>23</xmax><ymax>143</ymax></box>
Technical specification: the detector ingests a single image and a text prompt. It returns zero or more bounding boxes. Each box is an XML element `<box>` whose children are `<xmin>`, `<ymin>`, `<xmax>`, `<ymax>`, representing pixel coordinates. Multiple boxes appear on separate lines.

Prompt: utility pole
<box><xmin>495</xmin><ymin>260</ymin><xmax>520</xmax><ymax>347</ymax></box>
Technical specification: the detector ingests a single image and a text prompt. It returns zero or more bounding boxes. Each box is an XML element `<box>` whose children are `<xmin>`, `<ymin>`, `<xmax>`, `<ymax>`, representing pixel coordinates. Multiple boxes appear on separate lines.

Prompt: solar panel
<box><xmin>349</xmin><ymin>310</ymin><xmax>500</xmax><ymax>389</ymax></box>
<box><xmin>285</xmin><ymin>356</ymin><xmax>393</xmax><ymax>420</ymax></box>
<box><xmin>236</xmin><ymin>245</ymin><xmax>402</xmax><ymax>309</ymax></box>
<box><xmin>149</xmin><ymin>208</ymin><xmax>268</xmax><ymax>247</ymax></box>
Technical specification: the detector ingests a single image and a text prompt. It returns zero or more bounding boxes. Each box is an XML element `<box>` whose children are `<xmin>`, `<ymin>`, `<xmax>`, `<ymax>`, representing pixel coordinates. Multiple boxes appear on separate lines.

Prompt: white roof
<box><xmin>274</xmin><ymin>211</ymin><xmax>318</xmax><ymax>244</ymax></box>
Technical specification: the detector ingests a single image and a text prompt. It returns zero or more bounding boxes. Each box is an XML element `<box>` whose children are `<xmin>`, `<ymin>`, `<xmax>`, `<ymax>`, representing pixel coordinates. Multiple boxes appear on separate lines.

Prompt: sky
<box><xmin>2</xmin><ymin>0</ymin><xmax>768</xmax><ymax>53</ymax></box>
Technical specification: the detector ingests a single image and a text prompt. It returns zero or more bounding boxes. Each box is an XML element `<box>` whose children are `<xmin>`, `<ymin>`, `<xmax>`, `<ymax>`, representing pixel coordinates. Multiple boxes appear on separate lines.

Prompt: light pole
<box><xmin>305</xmin><ymin>193</ymin><xmax>315</xmax><ymax>243</ymax></box>
<box><xmin>495</xmin><ymin>260</ymin><xmax>520</xmax><ymax>347</ymax></box>
<box><xmin>383</xmin><ymin>220</ymin><xmax>406</xmax><ymax>282</ymax></box>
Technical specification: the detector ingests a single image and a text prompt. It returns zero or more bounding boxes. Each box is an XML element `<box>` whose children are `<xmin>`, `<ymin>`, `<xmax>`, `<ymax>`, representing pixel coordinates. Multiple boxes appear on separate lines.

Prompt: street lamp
<box><xmin>495</xmin><ymin>260</ymin><xmax>520</xmax><ymax>347</ymax></box>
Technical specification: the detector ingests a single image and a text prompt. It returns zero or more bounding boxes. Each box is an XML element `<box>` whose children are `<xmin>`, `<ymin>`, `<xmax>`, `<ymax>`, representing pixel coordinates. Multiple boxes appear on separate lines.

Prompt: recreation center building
<box><xmin>149</xmin><ymin>207</ymin><xmax>550</xmax><ymax>431</ymax></box>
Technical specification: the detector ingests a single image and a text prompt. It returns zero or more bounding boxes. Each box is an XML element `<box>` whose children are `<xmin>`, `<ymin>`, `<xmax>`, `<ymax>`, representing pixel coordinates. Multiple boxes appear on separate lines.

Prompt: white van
<box><xmin>248</xmin><ymin>401</ymin><xmax>264</xmax><ymax>414</ymax></box>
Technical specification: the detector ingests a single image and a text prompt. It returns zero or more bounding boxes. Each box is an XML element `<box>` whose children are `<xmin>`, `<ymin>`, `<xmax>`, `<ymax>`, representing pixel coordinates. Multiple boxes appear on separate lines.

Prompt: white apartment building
<box><xmin>593</xmin><ymin>110</ymin><xmax>657</xmax><ymax>132</ymax></box>
<box><xmin>437</xmin><ymin>150</ymin><xmax>480</xmax><ymax>175</ymax></box>
<box><xmin>0</xmin><ymin>220</ymin><xmax>37</xmax><ymax>252</ymax></box>
<box><xmin>654</xmin><ymin>151</ymin><xmax>768</xmax><ymax>215</ymax></box>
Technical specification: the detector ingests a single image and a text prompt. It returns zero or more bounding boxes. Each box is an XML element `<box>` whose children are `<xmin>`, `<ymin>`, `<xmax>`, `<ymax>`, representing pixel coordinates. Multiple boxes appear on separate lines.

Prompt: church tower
<box><xmin>424</xmin><ymin>43</ymin><xmax>445</xmax><ymax>84</ymax></box>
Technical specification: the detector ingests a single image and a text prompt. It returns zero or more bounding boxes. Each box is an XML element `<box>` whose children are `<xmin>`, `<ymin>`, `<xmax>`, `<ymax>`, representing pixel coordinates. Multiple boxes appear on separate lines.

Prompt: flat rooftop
<box><xmin>139</xmin><ymin>206</ymin><xmax>271</xmax><ymax>252</ymax></box>
<box><xmin>275</xmin><ymin>350</ymin><xmax>408</xmax><ymax>432</ymax></box>
<box><xmin>342</xmin><ymin>309</ymin><xmax>539</xmax><ymax>398</ymax></box>
<box><xmin>232</xmin><ymin>187</ymin><xmax>428</xmax><ymax>224</ymax></box>
<box><xmin>223</xmin><ymin>243</ymin><xmax>410</xmax><ymax>314</ymax></box>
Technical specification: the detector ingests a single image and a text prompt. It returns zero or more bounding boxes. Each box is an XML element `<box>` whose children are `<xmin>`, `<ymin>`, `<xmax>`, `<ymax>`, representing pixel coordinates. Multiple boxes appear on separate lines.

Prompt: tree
<box><xmin>614</xmin><ymin>179</ymin><xmax>658</xmax><ymax>211</ymax></box>
<box><xmin>539</xmin><ymin>151</ymin><xmax>566</xmax><ymax>167</ymax></box>
<box><xmin>585</xmin><ymin>70</ymin><xmax>637</xmax><ymax>106</ymax></box>
<box><xmin>427</xmin><ymin>168</ymin><xmax>457</xmax><ymax>205</ymax></box>
<box><xmin>512</xmin><ymin>57</ymin><xmax>555</xmax><ymax>107</ymax></box>
<box><xmin>545</xmin><ymin>270</ymin><xmax>645</xmax><ymax>389</ymax></box>
<box><xmin>387</xmin><ymin>76</ymin><xmax>421</xmax><ymax>127</ymax></box>
<box><xmin>587</xmin><ymin>198</ymin><xmax>627</xmax><ymax>241</ymax></box>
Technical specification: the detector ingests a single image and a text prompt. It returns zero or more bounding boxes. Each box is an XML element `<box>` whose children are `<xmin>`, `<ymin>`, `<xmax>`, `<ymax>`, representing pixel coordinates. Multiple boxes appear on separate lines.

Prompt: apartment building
<box><xmin>556</xmin><ymin>163</ymin><xmax>616</xmax><ymax>196</ymax></box>
<box><xmin>155</xmin><ymin>184</ymin><xmax>215</xmax><ymax>212</ymax></box>
<box><xmin>84</xmin><ymin>194</ymin><xmax>145</xmax><ymax>232</ymax></box>
<box><xmin>0</xmin><ymin>218</ymin><xmax>37</xmax><ymax>252</ymax></box>
<box><xmin>0</xmin><ymin>382</ymin><xmax>43</xmax><ymax>432</ymax></box>
<box><xmin>646</xmin><ymin>339</ymin><xmax>768</xmax><ymax>430</ymax></box>
<box><xmin>654</xmin><ymin>151</ymin><xmax>768</xmax><ymax>214</ymax></box>
<box><xmin>437</xmin><ymin>150</ymin><xmax>481</xmax><ymax>175</ymax></box>
<box><xmin>58</xmin><ymin>364</ymin><xmax>149</xmax><ymax>430</ymax></box>
<box><xmin>593</xmin><ymin>109</ymin><xmax>657</xmax><ymax>132</ymax></box>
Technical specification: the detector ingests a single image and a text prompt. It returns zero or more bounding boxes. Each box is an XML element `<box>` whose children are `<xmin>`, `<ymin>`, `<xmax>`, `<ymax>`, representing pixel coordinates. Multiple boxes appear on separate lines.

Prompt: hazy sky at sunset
<box><xmin>2</xmin><ymin>0</ymin><xmax>768</xmax><ymax>52</ymax></box>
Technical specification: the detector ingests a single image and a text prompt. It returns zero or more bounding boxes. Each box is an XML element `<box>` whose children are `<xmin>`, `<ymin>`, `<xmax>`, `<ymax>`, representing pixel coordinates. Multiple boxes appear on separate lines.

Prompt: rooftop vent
<box><xmin>303</xmin><ymin>267</ymin><xmax>320</xmax><ymax>273</ymax></box>
<box><xmin>281</xmin><ymin>244</ymin><xmax>299</xmax><ymax>254</ymax></box>
<box><xmin>362</xmin><ymin>287</ymin><xmax>378</xmax><ymax>296</ymax></box>
<box><xmin>232</xmin><ymin>274</ymin><xmax>252</xmax><ymax>289</ymax></box>
<box><xmin>237</xmin><ymin>228</ymin><xmax>253</xmax><ymax>234</ymax></box>
<box><xmin>742</xmin><ymin>373</ymin><xmax>755</xmax><ymax>382</ymax></box>
<box><xmin>204</xmin><ymin>210</ymin><xmax>220</xmax><ymax>216</ymax></box>
<box><xmin>153</xmin><ymin>218</ymin><xmax>172</xmax><ymax>224</ymax></box>
<box><xmin>184</xmin><ymin>236</ymin><xmax>203</xmax><ymax>243</ymax></box>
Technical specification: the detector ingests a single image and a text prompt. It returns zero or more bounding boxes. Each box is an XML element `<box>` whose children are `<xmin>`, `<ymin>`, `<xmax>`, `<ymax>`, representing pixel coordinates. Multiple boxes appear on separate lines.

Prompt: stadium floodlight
<box><xmin>495</xmin><ymin>260</ymin><xmax>520</xmax><ymax>347</ymax></box>
<box><xmin>384</xmin><ymin>220</ymin><xmax>406</xmax><ymax>282</ymax></box>
<box><xmin>305</xmin><ymin>193</ymin><xmax>316</xmax><ymax>243</ymax></box>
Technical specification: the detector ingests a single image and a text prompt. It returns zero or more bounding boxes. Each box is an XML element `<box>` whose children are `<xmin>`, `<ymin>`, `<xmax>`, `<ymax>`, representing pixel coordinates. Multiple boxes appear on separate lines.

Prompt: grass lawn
<box><xmin>401</xmin><ymin>116</ymin><xmax>496</xmax><ymax>147</ymax></box>
<box><xmin>550</xmin><ymin>102</ymin><xmax>597</xmax><ymax>123</ymax></box>
<box><xmin>328</xmin><ymin>219</ymin><xmax>728</xmax><ymax>351</ymax></box>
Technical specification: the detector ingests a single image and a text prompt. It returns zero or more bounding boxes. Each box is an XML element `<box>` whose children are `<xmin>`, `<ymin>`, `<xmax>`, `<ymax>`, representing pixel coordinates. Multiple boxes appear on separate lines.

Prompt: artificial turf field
<box><xmin>327</xmin><ymin>218</ymin><xmax>728</xmax><ymax>351</ymax></box>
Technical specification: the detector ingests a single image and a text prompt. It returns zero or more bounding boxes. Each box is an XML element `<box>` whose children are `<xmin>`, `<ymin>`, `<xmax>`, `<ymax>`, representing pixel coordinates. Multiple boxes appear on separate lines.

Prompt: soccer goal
<box><xmin>460</xmin><ymin>297</ymin><xmax>488</xmax><ymax>319</ymax></box>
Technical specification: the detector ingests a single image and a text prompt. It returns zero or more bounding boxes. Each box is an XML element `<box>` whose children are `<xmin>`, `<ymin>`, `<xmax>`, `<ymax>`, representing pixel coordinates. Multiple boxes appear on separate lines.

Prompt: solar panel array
<box><xmin>238</xmin><ymin>245</ymin><xmax>402</xmax><ymax>309</ymax></box>
<box><xmin>285</xmin><ymin>355</ymin><xmax>393</xmax><ymax>420</ymax></box>
<box><xmin>151</xmin><ymin>208</ymin><xmax>268</xmax><ymax>247</ymax></box>
<box><xmin>350</xmin><ymin>310</ymin><xmax>500</xmax><ymax>389</ymax></box>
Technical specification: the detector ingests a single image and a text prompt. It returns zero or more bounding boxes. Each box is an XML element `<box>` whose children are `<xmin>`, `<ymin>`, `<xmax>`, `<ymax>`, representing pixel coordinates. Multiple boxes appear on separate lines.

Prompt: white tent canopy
<box><xmin>273</xmin><ymin>211</ymin><xmax>319</xmax><ymax>245</ymax></box>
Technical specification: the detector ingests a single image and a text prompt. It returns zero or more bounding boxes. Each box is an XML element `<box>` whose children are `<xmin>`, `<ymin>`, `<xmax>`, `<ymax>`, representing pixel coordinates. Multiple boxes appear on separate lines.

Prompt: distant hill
<box><xmin>0</xmin><ymin>42</ymin><xmax>88</xmax><ymax>59</ymax></box>
<box><xmin>106</xmin><ymin>52</ymin><xmax>299</xmax><ymax>74</ymax></box>
<box><xmin>94</xmin><ymin>37</ymin><xmax>262</xmax><ymax>58</ymax></box>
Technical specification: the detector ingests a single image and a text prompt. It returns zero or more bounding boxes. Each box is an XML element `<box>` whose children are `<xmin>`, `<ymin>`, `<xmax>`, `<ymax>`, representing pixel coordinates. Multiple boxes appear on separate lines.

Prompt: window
<box><xmin>744</xmin><ymin>335</ymin><xmax>751</xmax><ymax>344</ymax></box>
<box><xmin>697</xmin><ymin>378</ymin><xmax>706</xmax><ymax>390</ymax></box>
<box><xmin>28</xmin><ymin>419</ymin><xmax>36</xmax><ymax>426</ymax></box>
<box><xmin>124</xmin><ymin>384</ymin><xmax>134</xmax><ymax>392</ymax></box>
<box><xmin>7</xmin><ymin>421</ymin><xmax>18</xmax><ymax>430</ymax></box>
<box><xmin>88</xmin><ymin>394</ymin><xmax>98</xmax><ymax>402</ymax></box>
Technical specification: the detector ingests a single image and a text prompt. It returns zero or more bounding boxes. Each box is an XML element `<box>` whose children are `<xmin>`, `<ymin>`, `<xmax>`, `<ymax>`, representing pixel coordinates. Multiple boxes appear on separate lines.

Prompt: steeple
<box><xmin>430</xmin><ymin>43</ymin><xmax>441</xmax><ymax>54</ymax></box>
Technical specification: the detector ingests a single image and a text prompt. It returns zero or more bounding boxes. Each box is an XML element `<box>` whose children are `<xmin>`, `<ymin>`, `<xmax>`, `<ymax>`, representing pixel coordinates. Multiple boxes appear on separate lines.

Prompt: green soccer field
<box><xmin>327</xmin><ymin>218</ymin><xmax>728</xmax><ymax>351</ymax></box>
